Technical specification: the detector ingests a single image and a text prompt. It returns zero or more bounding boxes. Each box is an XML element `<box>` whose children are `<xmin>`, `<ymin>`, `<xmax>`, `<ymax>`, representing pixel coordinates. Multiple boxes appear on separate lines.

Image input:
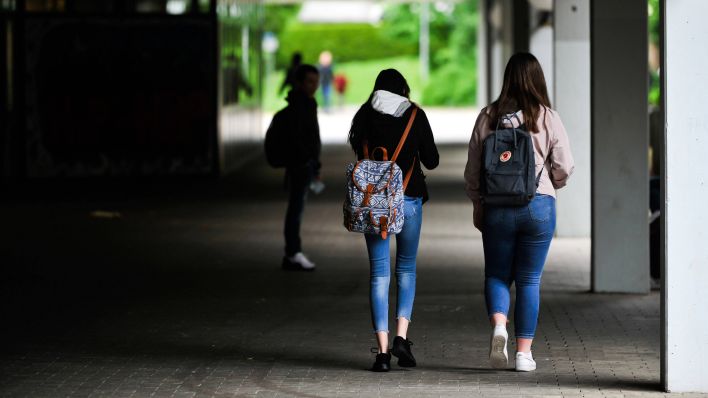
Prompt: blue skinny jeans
<box><xmin>482</xmin><ymin>194</ymin><xmax>556</xmax><ymax>339</ymax></box>
<box><xmin>365</xmin><ymin>196</ymin><xmax>423</xmax><ymax>333</ymax></box>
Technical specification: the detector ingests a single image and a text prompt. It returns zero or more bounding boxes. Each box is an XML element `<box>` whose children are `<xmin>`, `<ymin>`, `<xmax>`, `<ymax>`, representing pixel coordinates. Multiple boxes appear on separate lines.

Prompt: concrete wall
<box><xmin>590</xmin><ymin>0</ymin><xmax>649</xmax><ymax>293</ymax></box>
<box><xmin>554</xmin><ymin>0</ymin><xmax>590</xmax><ymax>237</ymax></box>
<box><xmin>529</xmin><ymin>14</ymin><xmax>553</xmax><ymax>106</ymax></box>
<box><xmin>663</xmin><ymin>0</ymin><xmax>708</xmax><ymax>392</ymax></box>
<box><xmin>22</xmin><ymin>18</ymin><xmax>218</xmax><ymax>177</ymax></box>
<box><xmin>477</xmin><ymin>0</ymin><xmax>489</xmax><ymax>107</ymax></box>
<box><xmin>488</xmin><ymin>0</ymin><xmax>513</xmax><ymax>100</ymax></box>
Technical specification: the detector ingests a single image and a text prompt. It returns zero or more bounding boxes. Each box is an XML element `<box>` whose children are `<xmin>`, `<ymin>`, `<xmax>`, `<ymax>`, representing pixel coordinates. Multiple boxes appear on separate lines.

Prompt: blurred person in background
<box><xmin>279</xmin><ymin>52</ymin><xmax>303</xmax><ymax>95</ymax></box>
<box><xmin>318</xmin><ymin>51</ymin><xmax>334</xmax><ymax>112</ymax></box>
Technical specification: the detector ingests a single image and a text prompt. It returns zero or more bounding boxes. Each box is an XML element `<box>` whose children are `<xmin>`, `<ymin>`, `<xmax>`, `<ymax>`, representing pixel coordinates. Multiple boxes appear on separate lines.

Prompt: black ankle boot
<box><xmin>391</xmin><ymin>336</ymin><xmax>416</xmax><ymax>367</ymax></box>
<box><xmin>370</xmin><ymin>352</ymin><xmax>391</xmax><ymax>372</ymax></box>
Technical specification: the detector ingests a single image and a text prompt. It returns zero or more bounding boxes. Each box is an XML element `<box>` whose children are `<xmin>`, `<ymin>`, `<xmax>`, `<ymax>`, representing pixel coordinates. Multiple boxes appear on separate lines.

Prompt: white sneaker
<box><xmin>489</xmin><ymin>325</ymin><xmax>508</xmax><ymax>369</ymax></box>
<box><xmin>288</xmin><ymin>252</ymin><xmax>316</xmax><ymax>270</ymax></box>
<box><xmin>515</xmin><ymin>351</ymin><xmax>536</xmax><ymax>372</ymax></box>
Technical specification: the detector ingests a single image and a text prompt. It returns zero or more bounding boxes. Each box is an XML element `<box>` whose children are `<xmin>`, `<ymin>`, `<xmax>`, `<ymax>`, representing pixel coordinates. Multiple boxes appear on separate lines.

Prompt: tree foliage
<box><xmin>423</xmin><ymin>0</ymin><xmax>478</xmax><ymax>105</ymax></box>
<box><xmin>380</xmin><ymin>3</ymin><xmax>454</xmax><ymax>68</ymax></box>
<box><xmin>264</xmin><ymin>4</ymin><xmax>300</xmax><ymax>37</ymax></box>
<box><xmin>648</xmin><ymin>0</ymin><xmax>660</xmax><ymax>105</ymax></box>
<box><xmin>266</xmin><ymin>1</ymin><xmax>479</xmax><ymax>106</ymax></box>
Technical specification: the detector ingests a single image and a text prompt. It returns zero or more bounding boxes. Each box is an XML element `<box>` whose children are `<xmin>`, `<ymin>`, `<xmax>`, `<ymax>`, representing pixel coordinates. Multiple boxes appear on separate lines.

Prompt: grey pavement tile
<box><xmin>0</xmin><ymin>146</ymin><xmax>698</xmax><ymax>398</ymax></box>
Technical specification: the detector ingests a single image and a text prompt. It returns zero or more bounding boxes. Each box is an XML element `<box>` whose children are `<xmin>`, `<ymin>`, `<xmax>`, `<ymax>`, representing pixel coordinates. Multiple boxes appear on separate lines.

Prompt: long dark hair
<box><xmin>488</xmin><ymin>53</ymin><xmax>551</xmax><ymax>133</ymax></box>
<box><xmin>348</xmin><ymin>69</ymin><xmax>411</xmax><ymax>151</ymax></box>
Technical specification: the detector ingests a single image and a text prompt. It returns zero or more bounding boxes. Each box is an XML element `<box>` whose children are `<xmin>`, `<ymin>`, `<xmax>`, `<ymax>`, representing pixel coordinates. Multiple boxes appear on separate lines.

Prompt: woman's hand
<box><xmin>473</xmin><ymin>205</ymin><xmax>484</xmax><ymax>232</ymax></box>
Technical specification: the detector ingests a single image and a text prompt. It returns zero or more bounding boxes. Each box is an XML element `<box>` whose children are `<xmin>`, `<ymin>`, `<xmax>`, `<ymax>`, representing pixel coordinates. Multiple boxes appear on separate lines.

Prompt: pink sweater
<box><xmin>464</xmin><ymin>106</ymin><xmax>575</xmax><ymax>206</ymax></box>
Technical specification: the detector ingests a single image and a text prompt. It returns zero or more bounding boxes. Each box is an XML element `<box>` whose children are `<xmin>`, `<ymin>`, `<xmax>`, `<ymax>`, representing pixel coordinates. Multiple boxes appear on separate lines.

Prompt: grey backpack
<box><xmin>480</xmin><ymin>114</ymin><xmax>542</xmax><ymax>206</ymax></box>
<box><xmin>343</xmin><ymin>108</ymin><xmax>417</xmax><ymax>239</ymax></box>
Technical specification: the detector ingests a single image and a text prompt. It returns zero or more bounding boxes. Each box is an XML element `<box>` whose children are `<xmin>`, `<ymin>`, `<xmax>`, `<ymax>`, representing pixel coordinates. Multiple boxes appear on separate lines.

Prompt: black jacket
<box><xmin>352</xmin><ymin>106</ymin><xmax>439</xmax><ymax>201</ymax></box>
<box><xmin>284</xmin><ymin>90</ymin><xmax>321</xmax><ymax>168</ymax></box>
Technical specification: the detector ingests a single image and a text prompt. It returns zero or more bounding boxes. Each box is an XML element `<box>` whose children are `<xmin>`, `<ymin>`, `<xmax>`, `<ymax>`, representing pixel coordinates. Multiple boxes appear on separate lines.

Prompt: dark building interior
<box><xmin>1</xmin><ymin>0</ymin><xmax>262</xmax><ymax>179</ymax></box>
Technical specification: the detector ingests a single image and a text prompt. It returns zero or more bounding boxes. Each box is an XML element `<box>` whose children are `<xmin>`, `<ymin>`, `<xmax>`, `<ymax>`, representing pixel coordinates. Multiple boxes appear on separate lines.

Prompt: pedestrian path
<box><xmin>0</xmin><ymin>145</ymin><xmax>699</xmax><ymax>397</ymax></box>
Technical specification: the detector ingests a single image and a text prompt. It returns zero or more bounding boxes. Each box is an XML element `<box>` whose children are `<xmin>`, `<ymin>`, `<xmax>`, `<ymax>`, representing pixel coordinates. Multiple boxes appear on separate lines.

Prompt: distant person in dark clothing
<box><xmin>279</xmin><ymin>52</ymin><xmax>303</xmax><ymax>95</ymax></box>
<box><xmin>348</xmin><ymin>69</ymin><xmax>439</xmax><ymax>371</ymax></box>
<box><xmin>281</xmin><ymin>64</ymin><xmax>322</xmax><ymax>271</ymax></box>
<box><xmin>318</xmin><ymin>51</ymin><xmax>334</xmax><ymax>112</ymax></box>
<box><xmin>224</xmin><ymin>55</ymin><xmax>252</xmax><ymax>104</ymax></box>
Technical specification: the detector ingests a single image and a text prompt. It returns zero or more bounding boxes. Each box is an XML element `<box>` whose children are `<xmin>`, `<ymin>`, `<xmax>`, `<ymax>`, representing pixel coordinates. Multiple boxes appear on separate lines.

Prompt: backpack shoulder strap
<box><xmin>391</xmin><ymin>107</ymin><xmax>418</xmax><ymax>163</ymax></box>
<box><xmin>402</xmin><ymin>156</ymin><xmax>416</xmax><ymax>191</ymax></box>
<box><xmin>391</xmin><ymin>107</ymin><xmax>418</xmax><ymax>191</ymax></box>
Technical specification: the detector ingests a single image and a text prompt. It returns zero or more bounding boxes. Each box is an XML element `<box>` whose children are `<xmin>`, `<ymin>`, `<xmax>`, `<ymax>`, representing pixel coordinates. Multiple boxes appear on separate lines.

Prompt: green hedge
<box><xmin>423</xmin><ymin>61</ymin><xmax>477</xmax><ymax>106</ymax></box>
<box><xmin>277</xmin><ymin>23</ymin><xmax>417</xmax><ymax>67</ymax></box>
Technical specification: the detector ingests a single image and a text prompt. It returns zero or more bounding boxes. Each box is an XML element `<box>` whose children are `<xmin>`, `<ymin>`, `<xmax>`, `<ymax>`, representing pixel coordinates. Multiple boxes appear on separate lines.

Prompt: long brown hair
<box><xmin>488</xmin><ymin>52</ymin><xmax>551</xmax><ymax>133</ymax></box>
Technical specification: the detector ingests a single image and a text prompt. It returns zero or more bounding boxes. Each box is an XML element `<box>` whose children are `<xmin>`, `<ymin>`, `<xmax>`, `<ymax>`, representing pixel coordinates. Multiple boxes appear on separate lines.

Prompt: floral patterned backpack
<box><xmin>343</xmin><ymin>108</ymin><xmax>417</xmax><ymax>239</ymax></box>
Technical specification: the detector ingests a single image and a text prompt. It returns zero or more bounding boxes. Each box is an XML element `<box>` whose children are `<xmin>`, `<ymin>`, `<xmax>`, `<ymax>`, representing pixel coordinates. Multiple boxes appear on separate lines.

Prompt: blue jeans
<box><xmin>365</xmin><ymin>196</ymin><xmax>423</xmax><ymax>333</ymax></box>
<box><xmin>482</xmin><ymin>194</ymin><xmax>556</xmax><ymax>339</ymax></box>
<box><xmin>321</xmin><ymin>83</ymin><xmax>332</xmax><ymax>110</ymax></box>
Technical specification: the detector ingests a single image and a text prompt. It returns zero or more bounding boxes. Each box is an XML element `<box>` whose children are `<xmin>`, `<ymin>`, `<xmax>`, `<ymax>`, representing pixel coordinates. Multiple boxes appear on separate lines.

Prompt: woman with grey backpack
<box><xmin>464</xmin><ymin>53</ymin><xmax>574</xmax><ymax>371</ymax></box>
<box><xmin>346</xmin><ymin>69</ymin><xmax>439</xmax><ymax>372</ymax></box>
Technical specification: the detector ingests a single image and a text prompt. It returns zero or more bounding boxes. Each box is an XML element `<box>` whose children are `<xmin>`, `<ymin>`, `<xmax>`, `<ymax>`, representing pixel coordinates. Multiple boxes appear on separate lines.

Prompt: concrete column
<box><xmin>553</xmin><ymin>0</ymin><xmax>590</xmax><ymax>237</ymax></box>
<box><xmin>662</xmin><ymin>0</ymin><xmax>708</xmax><ymax>392</ymax></box>
<box><xmin>529</xmin><ymin>6</ymin><xmax>553</xmax><ymax>105</ymax></box>
<box><xmin>591</xmin><ymin>0</ymin><xmax>649</xmax><ymax>293</ymax></box>
<box><xmin>0</xmin><ymin>18</ymin><xmax>7</xmax><ymax>178</ymax></box>
<box><xmin>476</xmin><ymin>0</ymin><xmax>489</xmax><ymax>106</ymax></box>
<box><xmin>489</xmin><ymin>0</ymin><xmax>513</xmax><ymax>99</ymax></box>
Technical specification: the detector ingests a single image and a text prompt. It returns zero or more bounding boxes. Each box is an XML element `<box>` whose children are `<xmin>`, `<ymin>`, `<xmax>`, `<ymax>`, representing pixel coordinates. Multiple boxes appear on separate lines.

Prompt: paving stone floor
<box><xmin>0</xmin><ymin>145</ymin><xmax>703</xmax><ymax>397</ymax></box>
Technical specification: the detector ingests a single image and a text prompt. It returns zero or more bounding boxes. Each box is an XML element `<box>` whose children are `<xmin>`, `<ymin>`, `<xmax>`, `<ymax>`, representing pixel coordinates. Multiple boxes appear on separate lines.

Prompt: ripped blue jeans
<box><xmin>365</xmin><ymin>196</ymin><xmax>423</xmax><ymax>333</ymax></box>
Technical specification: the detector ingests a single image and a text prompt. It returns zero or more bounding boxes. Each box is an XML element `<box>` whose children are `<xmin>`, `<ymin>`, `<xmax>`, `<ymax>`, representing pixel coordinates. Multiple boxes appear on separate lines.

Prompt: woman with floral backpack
<box><xmin>347</xmin><ymin>69</ymin><xmax>439</xmax><ymax>372</ymax></box>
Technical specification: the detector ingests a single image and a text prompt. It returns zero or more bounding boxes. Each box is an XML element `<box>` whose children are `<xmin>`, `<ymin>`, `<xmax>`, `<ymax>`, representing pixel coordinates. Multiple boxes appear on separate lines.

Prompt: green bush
<box><xmin>423</xmin><ymin>61</ymin><xmax>476</xmax><ymax>106</ymax></box>
<box><xmin>264</xmin><ymin>4</ymin><xmax>300</xmax><ymax>36</ymax></box>
<box><xmin>277</xmin><ymin>23</ymin><xmax>417</xmax><ymax>67</ymax></box>
<box><xmin>422</xmin><ymin>1</ymin><xmax>478</xmax><ymax>106</ymax></box>
<box><xmin>336</xmin><ymin>56</ymin><xmax>422</xmax><ymax>104</ymax></box>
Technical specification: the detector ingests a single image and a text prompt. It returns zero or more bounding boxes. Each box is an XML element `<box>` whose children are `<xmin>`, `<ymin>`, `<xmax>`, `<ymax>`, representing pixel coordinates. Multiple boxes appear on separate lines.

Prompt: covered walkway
<box><xmin>2</xmin><ymin>145</ymin><xmax>692</xmax><ymax>397</ymax></box>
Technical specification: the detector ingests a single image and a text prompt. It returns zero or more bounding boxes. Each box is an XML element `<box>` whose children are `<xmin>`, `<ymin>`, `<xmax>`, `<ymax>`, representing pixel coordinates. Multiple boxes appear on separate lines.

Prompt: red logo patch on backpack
<box><xmin>500</xmin><ymin>151</ymin><xmax>512</xmax><ymax>162</ymax></box>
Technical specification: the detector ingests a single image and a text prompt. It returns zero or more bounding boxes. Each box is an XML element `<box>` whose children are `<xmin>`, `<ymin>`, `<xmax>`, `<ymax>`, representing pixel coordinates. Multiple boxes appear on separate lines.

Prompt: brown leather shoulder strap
<box><xmin>391</xmin><ymin>107</ymin><xmax>417</xmax><ymax>163</ymax></box>
<box><xmin>402</xmin><ymin>156</ymin><xmax>416</xmax><ymax>191</ymax></box>
<box><xmin>391</xmin><ymin>107</ymin><xmax>418</xmax><ymax>193</ymax></box>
